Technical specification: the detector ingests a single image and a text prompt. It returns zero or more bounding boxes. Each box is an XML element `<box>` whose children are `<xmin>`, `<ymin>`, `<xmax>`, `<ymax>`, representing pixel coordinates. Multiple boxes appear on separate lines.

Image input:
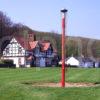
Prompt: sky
<box><xmin>0</xmin><ymin>0</ymin><xmax>100</xmax><ymax>39</ymax></box>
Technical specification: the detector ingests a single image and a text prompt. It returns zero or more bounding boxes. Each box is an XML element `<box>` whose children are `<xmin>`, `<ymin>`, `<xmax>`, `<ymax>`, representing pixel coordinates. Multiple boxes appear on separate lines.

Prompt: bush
<box><xmin>2</xmin><ymin>59</ymin><xmax>13</xmax><ymax>64</ymax></box>
<box><xmin>0</xmin><ymin>59</ymin><xmax>16</xmax><ymax>68</ymax></box>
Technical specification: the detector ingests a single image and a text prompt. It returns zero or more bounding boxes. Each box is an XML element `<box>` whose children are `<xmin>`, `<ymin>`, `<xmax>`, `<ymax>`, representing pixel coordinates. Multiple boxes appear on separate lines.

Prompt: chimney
<box><xmin>28</xmin><ymin>32</ymin><xmax>36</xmax><ymax>41</ymax></box>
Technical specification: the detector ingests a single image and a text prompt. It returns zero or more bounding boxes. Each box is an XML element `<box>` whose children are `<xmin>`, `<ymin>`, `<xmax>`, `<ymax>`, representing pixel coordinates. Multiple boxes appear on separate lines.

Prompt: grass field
<box><xmin>0</xmin><ymin>68</ymin><xmax>100</xmax><ymax>100</ymax></box>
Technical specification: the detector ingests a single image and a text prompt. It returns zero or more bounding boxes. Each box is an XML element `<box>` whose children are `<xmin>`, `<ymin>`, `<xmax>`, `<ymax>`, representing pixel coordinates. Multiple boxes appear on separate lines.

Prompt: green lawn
<box><xmin>0</xmin><ymin>68</ymin><xmax>100</xmax><ymax>100</ymax></box>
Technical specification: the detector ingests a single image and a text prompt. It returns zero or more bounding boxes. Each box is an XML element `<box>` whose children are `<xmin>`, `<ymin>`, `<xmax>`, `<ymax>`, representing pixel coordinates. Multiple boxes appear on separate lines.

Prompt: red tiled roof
<box><xmin>41</xmin><ymin>42</ymin><xmax>50</xmax><ymax>51</ymax></box>
<box><xmin>13</xmin><ymin>37</ymin><xmax>57</xmax><ymax>52</ymax></box>
<box><xmin>29</xmin><ymin>41</ymin><xmax>38</xmax><ymax>49</ymax></box>
<box><xmin>53</xmin><ymin>47</ymin><xmax>57</xmax><ymax>53</ymax></box>
<box><xmin>15</xmin><ymin>36</ymin><xmax>30</xmax><ymax>50</ymax></box>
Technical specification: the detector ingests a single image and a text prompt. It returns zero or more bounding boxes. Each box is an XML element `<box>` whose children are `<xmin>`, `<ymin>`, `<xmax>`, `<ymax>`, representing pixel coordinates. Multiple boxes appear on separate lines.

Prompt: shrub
<box><xmin>0</xmin><ymin>59</ymin><xmax>16</xmax><ymax>68</ymax></box>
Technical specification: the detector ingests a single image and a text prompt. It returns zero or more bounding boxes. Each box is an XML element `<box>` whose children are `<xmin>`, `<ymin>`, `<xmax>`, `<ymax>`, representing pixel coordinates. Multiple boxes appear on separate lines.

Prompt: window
<box><xmin>18</xmin><ymin>47</ymin><xmax>22</xmax><ymax>54</ymax></box>
<box><xmin>46</xmin><ymin>49</ymin><xmax>52</xmax><ymax>55</ymax></box>
<box><xmin>35</xmin><ymin>47</ymin><xmax>40</xmax><ymax>54</ymax></box>
<box><xmin>36</xmin><ymin>58</ymin><xmax>40</xmax><ymax>66</ymax></box>
<box><xmin>6</xmin><ymin>47</ymin><xmax>9</xmax><ymax>54</ymax></box>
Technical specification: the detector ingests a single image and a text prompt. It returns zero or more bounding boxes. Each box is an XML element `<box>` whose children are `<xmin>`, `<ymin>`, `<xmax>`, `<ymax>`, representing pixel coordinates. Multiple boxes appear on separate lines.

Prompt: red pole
<box><xmin>61</xmin><ymin>9</ymin><xmax>68</xmax><ymax>87</ymax></box>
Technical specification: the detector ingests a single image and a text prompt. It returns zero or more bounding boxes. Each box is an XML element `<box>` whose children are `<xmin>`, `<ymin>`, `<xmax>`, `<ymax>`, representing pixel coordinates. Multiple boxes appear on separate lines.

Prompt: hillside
<box><xmin>0</xmin><ymin>29</ymin><xmax>100</xmax><ymax>59</ymax></box>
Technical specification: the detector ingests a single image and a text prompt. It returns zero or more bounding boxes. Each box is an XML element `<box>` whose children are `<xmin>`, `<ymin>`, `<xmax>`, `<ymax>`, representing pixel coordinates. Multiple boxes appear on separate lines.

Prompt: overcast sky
<box><xmin>0</xmin><ymin>0</ymin><xmax>100</xmax><ymax>39</ymax></box>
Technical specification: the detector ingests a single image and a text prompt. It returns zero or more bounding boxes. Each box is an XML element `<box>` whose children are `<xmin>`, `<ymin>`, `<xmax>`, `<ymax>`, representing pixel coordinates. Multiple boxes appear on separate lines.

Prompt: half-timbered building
<box><xmin>2</xmin><ymin>33</ymin><xmax>58</xmax><ymax>67</ymax></box>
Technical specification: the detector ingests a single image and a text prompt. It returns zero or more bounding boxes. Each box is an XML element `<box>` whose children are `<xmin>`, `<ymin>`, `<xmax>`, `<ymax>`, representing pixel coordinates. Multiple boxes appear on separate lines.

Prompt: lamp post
<box><xmin>61</xmin><ymin>8</ymin><xmax>68</xmax><ymax>87</ymax></box>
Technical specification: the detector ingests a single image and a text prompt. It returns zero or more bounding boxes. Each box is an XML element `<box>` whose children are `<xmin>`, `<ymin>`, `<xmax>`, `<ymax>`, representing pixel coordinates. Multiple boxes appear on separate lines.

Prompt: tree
<box><xmin>0</xmin><ymin>11</ymin><xmax>13</xmax><ymax>37</ymax></box>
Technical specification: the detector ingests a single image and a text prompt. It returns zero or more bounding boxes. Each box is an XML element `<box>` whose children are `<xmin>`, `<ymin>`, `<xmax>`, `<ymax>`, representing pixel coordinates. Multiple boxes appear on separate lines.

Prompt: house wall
<box><xmin>3</xmin><ymin>38</ymin><xmax>26</xmax><ymax>57</ymax></box>
<box><xmin>40</xmin><ymin>58</ymin><xmax>45</xmax><ymax>67</ymax></box>
<box><xmin>66</xmin><ymin>57</ymin><xmax>80</xmax><ymax>66</ymax></box>
<box><xmin>2</xmin><ymin>38</ymin><xmax>29</xmax><ymax>68</ymax></box>
<box><xmin>46</xmin><ymin>58</ymin><xmax>52</xmax><ymax>66</ymax></box>
<box><xmin>2</xmin><ymin>37</ymin><xmax>58</xmax><ymax>68</ymax></box>
<box><xmin>82</xmin><ymin>62</ymin><xmax>94</xmax><ymax>68</ymax></box>
<box><xmin>35</xmin><ymin>57</ymin><xmax>46</xmax><ymax>67</ymax></box>
<box><xmin>95</xmin><ymin>62</ymin><xmax>99</xmax><ymax>68</ymax></box>
<box><xmin>34</xmin><ymin>57</ymin><xmax>53</xmax><ymax>67</ymax></box>
<box><xmin>3</xmin><ymin>57</ymin><xmax>26</xmax><ymax>68</ymax></box>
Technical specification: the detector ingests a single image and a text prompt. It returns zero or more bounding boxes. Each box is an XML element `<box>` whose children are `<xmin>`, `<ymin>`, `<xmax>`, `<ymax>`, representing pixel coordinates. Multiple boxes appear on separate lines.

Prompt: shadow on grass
<box><xmin>21</xmin><ymin>81</ymin><xmax>38</xmax><ymax>85</ymax></box>
<box><xmin>94</xmin><ymin>82</ymin><xmax>100</xmax><ymax>85</ymax></box>
<box><xmin>22</xmin><ymin>81</ymin><xmax>100</xmax><ymax>85</ymax></box>
<box><xmin>21</xmin><ymin>81</ymin><xmax>57</xmax><ymax>85</ymax></box>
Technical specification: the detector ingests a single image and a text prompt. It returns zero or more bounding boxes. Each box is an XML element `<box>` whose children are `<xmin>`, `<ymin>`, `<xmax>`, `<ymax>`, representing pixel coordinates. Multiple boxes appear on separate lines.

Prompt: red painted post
<box><xmin>61</xmin><ymin>9</ymin><xmax>68</xmax><ymax>87</ymax></box>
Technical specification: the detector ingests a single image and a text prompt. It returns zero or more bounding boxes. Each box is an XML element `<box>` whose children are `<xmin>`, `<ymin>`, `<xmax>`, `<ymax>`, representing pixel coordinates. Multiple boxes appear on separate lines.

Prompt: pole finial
<box><xmin>61</xmin><ymin>8</ymin><xmax>68</xmax><ymax>13</ymax></box>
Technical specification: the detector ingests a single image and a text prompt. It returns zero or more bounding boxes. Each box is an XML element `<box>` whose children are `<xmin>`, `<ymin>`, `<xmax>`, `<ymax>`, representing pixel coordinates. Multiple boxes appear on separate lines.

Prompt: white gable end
<box><xmin>3</xmin><ymin>37</ymin><xmax>26</xmax><ymax>57</ymax></box>
<box><xmin>66</xmin><ymin>57</ymin><xmax>79</xmax><ymax>66</ymax></box>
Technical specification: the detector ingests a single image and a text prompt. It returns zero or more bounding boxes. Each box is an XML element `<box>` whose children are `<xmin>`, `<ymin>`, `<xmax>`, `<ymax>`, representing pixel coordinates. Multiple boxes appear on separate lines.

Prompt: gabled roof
<box><xmin>29</xmin><ymin>40</ymin><xmax>54</xmax><ymax>51</ymax></box>
<box><xmin>40</xmin><ymin>42</ymin><xmax>50</xmax><ymax>51</ymax></box>
<box><xmin>29</xmin><ymin>41</ymin><xmax>38</xmax><ymax>49</ymax></box>
<box><xmin>66</xmin><ymin>56</ymin><xmax>79</xmax><ymax>66</ymax></box>
<box><xmin>15</xmin><ymin>36</ymin><xmax>31</xmax><ymax>50</ymax></box>
<box><xmin>10</xmin><ymin>37</ymin><xmax>56</xmax><ymax>52</ymax></box>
